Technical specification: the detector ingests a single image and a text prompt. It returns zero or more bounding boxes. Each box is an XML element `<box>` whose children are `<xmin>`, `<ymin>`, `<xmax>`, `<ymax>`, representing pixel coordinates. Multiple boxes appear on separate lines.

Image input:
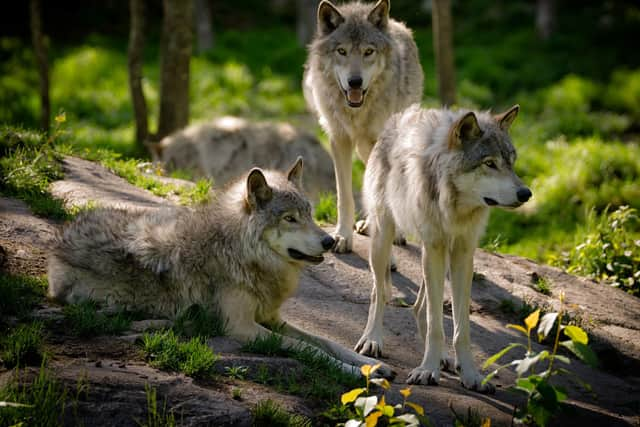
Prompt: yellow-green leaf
<box><xmin>55</xmin><ymin>112</ymin><xmax>66</xmax><ymax>124</ymax></box>
<box><xmin>406</xmin><ymin>401</ymin><xmax>425</xmax><ymax>416</ymax></box>
<box><xmin>360</xmin><ymin>363</ymin><xmax>381</xmax><ymax>378</ymax></box>
<box><xmin>399</xmin><ymin>387</ymin><xmax>412</xmax><ymax>398</ymax></box>
<box><xmin>506</xmin><ymin>324</ymin><xmax>528</xmax><ymax>335</ymax></box>
<box><xmin>481</xmin><ymin>418</ymin><xmax>491</xmax><ymax>427</ymax></box>
<box><xmin>370</xmin><ymin>378</ymin><xmax>391</xmax><ymax>390</ymax></box>
<box><xmin>365</xmin><ymin>411</ymin><xmax>382</xmax><ymax>427</ymax></box>
<box><xmin>482</xmin><ymin>343</ymin><xmax>525</xmax><ymax>370</ymax></box>
<box><xmin>564</xmin><ymin>325</ymin><xmax>588</xmax><ymax>345</ymax></box>
<box><xmin>341</xmin><ymin>387</ymin><xmax>366</xmax><ymax>405</ymax></box>
<box><xmin>525</xmin><ymin>309</ymin><xmax>541</xmax><ymax>332</ymax></box>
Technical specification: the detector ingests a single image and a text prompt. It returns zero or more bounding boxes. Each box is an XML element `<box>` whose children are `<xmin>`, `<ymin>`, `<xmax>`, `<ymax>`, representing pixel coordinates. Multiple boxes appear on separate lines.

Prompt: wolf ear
<box><xmin>368</xmin><ymin>0</ymin><xmax>389</xmax><ymax>29</ymax></box>
<box><xmin>495</xmin><ymin>104</ymin><xmax>519</xmax><ymax>131</ymax></box>
<box><xmin>246</xmin><ymin>168</ymin><xmax>272</xmax><ymax>210</ymax></box>
<box><xmin>449</xmin><ymin>112</ymin><xmax>483</xmax><ymax>149</ymax></box>
<box><xmin>317</xmin><ymin>1</ymin><xmax>344</xmax><ymax>35</ymax></box>
<box><xmin>287</xmin><ymin>156</ymin><xmax>304</xmax><ymax>189</ymax></box>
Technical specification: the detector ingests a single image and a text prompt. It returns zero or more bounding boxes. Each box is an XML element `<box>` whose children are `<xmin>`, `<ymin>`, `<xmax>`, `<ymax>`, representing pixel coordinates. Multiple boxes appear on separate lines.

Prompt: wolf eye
<box><xmin>364</xmin><ymin>48</ymin><xmax>374</xmax><ymax>56</ymax></box>
<box><xmin>337</xmin><ymin>48</ymin><xmax>347</xmax><ymax>56</ymax></box>
<box><xmin>284</xmin><ymin>215</ymin><xmax>297</xmax><ymax>223</ymax></box>
<box><xmin>484</xmin><ymin>160</ymin><xmax>498</xmax><ymax>169</ymax></box>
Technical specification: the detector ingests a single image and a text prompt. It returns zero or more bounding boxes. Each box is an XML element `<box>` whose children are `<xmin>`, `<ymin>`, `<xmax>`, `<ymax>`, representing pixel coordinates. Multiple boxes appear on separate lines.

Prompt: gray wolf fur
<box><xmin>48</xmin><ymin>158</ymin><xmax>393</xmax><ymax>378</ymax></box>
<box><xmin>149</xmin><ymin>116</ymin><xmax>335</xmax><ymax>201</ymax></box>
<box><xmin>354</xmin><ymin>104</ymin><xmax>532</xmax><ymax>392</ymax></box>
<box><xmin>303</xmin><ymin>0</ymin><xmax>423</xmax><ymax>252</ymax></box>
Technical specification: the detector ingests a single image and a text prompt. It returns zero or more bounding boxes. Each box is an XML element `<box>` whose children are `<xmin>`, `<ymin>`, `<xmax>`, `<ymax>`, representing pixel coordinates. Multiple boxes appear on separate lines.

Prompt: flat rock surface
<box><xmin>1</xmin><ymin>157</ymin><xmax>639</xmax><ymax>426</ymax></box>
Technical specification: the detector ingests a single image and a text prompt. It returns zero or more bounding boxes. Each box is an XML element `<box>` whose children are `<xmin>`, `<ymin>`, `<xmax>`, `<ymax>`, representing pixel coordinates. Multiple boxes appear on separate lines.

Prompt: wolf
<box><xmin>303</xmin><ymin>0</ymin><xmax>423</xmax><ymax>253</ymax></box>
<box><xmin>354</xmin><ymin>104</ymin><xmax>532</xmax><ymax>392</ymax></box>
<box><xmin>48</xmin><ymin>158</ymin><xmax>393</xmax><ymax>378</ymax></box>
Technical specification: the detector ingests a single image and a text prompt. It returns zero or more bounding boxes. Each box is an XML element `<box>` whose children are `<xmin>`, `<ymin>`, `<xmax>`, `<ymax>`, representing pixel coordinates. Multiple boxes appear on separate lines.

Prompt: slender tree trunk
<box><xmin>431</xmin><ymin>0</ymin><xmax>456</xmax><ymax>106</ymax></box>
<box><xmin>296</xmin><ymin>0</ymin><xmax>317</xmax><ymax>46</ymax></box>
<box><xmin>194</xmin><ymin>0</ymin><xmax>214</xmax><ymax>54</ymax></box>
<box><xmin>29</xmin><ymin>0</ymin><xmax>50</xmax><ymax>133</ymax></box>
<box><xmin>128</xmin><ymin>0</ymin><xmax>149</xmax><ymax>148</ymax></box>
<box><xmin>157</xmin><ymin>0</ymin><xmax>193</xmax><ymax>140</ymax></box>
<box><xmin>536</xmin><ymin>0</ymin><xmax>555</xmax><ymax>40</ymax></box>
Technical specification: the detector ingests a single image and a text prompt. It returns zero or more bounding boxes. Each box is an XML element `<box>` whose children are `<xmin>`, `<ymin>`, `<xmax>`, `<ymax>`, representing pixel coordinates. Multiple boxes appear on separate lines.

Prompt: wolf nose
<box><xmin>321</xmin><ymin>235</ymin><xmax>335</xmax><ymax>251</ymax></box>
<box><xmin>517</xmin><ymin>187</ymin><xmax>532</xmax><ymax>203</ymax></box>
<box><xmin>348</xmin><ymin>76</ymin><xmax>363</xmax><ymax>89</ymax></box>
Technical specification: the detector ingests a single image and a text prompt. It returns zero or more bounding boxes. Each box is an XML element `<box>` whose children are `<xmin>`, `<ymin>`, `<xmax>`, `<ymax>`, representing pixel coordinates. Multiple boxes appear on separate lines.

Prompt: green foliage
<box><xmin>252</xmin><ymin>399</ymin><xmax>311</xmax><ymax>427</ymax></box>
<box><xmin>314</xmin><ymin>192</ymin><xmax>337</xmax><ymax>224</ymax></box>
<box><xmin>136</xmin><ymin>383</ymin><xmax>177</xmax><ymax>427</ymax></box>
<box><xmin>1</xmin><ymin>322</ymin><xmax>45</xmax><ymax>368</ymax></box>
<box><xmin>0</xmin><ymin>363</ymin><xmax>69</xmax><ymax>427</ymax></box>
<box><xmin>483</xmin><ymin>293</ymin><xmax>598</xmax><ymax>426</ymax></box>
<box><xmin>141</xmin><ymin>330</ymin><xmax>218</xmax><ymax>379</ymax></box>
<box><xmin>172</xmin><ymin>304</ymin><xmax>227</xmax><ymax>338</ymax></box>
<box><xmin>555</xmin><ymin>206</ymin><xmax>640</xmax><ymax>295</ymax></box>
<box><xmin>224</xmin><ymin>365</ymin><xmax>249</xmax><ymax>380</ymax></box>
<box><xmin>604</xmin><ymin>69</ymin><xmax>640</xmax><ymax>119</ymax></box>
<box><xmin>62</xmin><ymin>300</ymin><xmax>133</xmax><ymax>337</ymax></box>
<box><xmin>0</xmin><ymin>274</ymin><xmax>47</xmax><ymax>321</ymax></box>
<box><xmin>450</xmin><ymin>405</ymin><xmax>491</xmax><ymax>427</ymax></box>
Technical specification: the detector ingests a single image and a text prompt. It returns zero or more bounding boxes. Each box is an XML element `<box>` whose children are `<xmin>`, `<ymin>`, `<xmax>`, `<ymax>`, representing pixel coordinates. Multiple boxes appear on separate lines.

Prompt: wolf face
<box><xmin>247</xmin><ymin>158</ymin><xmax>335</xmax><ymax>265</ymax></box>
<box><xmin>316</xmin><ymin>0</ymin><xmax>391</xmax><ymax>108</ymax></box>
<box><xmin>449</xmin><ymin>105</ymin><xmax>532</xmax><ymax>209</ymax></box>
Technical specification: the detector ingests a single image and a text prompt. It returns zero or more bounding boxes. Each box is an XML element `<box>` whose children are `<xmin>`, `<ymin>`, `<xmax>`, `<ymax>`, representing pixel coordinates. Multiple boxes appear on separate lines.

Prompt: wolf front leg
<box><xmin>355</xmin><ymin>212</ymin><xmax>395</xmax><ymax>357</ymax></box>
<box><xmin>330</xmin><ymin>136</ymin><xmax>355</xmax><ymax>253</ymax></box>
<box><xmin>407</xmin><ymin>243</ymin><xmax>449</xmax><ymax>385</ymax></box>
<box><xmin>450</xmin><ymin>238</ymin><xmax>495</xmax><ymax>393</ymax></box>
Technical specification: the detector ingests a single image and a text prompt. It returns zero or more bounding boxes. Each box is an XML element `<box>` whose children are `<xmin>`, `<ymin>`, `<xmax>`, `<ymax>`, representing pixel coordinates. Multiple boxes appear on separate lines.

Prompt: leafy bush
<box><xmin>314</xmin><ymin>192</ymin><xmax>337</xmax><ymax>224</ymax></box>
<box><xmin>604</xmin><ymin>68</ymin><xmax>640</xmax><ymax>119</ymax></box>
<box><xmin>555</xmin><ymin>206</ymin><xmax>640</xmax><ymax>295</ymax></box>
<box><xmin>141</xmin><ymin>330</ymin><xmax>218</xmax><ymax>378</ymax></box>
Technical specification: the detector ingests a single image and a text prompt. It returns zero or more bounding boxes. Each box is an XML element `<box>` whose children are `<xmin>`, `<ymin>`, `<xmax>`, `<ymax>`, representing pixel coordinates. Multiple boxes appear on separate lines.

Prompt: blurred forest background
<box><xmin>1</xmin><ymin>0</ymin><xmax>639</xmax><ymax>294</ymax></box>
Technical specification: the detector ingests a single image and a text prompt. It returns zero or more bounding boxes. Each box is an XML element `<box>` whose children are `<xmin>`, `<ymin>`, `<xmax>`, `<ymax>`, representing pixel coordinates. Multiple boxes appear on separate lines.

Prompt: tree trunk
<box><xmin>194</xmin><ymin>0</ymin><xmax>214</xmax><ymax>54</ymax></box>
<box><xmin>128</xmin><ymin>0</ymin><xmax>149</xmax><ymax>148</ymax></box>
<box><xmin>29</xmin><ymin>0</ymin><xmax>50</xmax><ymax>133</ymax></box>
<box><xmin>536</xmin><ymin>0</ymin><xmax>555</xmax><ymax>40</ymax></box>
<box><xmin>157</xmin><ymin>0</ymin><xmax>193</xmax><ymax>140</ymax></box>
<box><xmin>431</xmin><ymin>0</ymin><xmax>456</xmax><ymax>106</ymax></box>
<box><xmin>296</xmin><ymin>0</ymin><xmax>317</xmax><ymax>46</ymax></box>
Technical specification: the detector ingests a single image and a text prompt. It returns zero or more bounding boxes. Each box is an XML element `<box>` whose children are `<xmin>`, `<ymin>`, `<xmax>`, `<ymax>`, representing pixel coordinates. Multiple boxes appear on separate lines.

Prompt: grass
<box><xmin>172</xmin><ymin>304</ymin><xmax>227</xmax><ymax>338</ymax></box>
<box><xmin>62</xmin><ymin>300</ymin><xmax>135</xmax><ymax>337</ymax></box>
<box><xmin>242</xmin><ymin>333</ymin><xmax>361</xmax><ymax>401</ymax></box>
<box><xmin>136</xmin><ymin>384</ymin><xmax>178</xmax><ymax>427</ymax></box>
<box><xmin>252</xmin><ymin>399</ymin><xmax>311</xmax><ymax>427</ymax></box>
<box><xmin>314</xmin><ymin>192</ymin><xmax>337</xmax><ymax>224</ymax></box>
<box><xmin>141</xmin><ymin>330</ymin><xmax>218</xmax><ymax>379</ymax></box>
<box><xmin>0</xmin><ymin>274</ymin><xmax>47</xmax><ymax>321</ymax></box>
<box><xmin>1</xmin><ymin>322</ymin><xmax>45</xmax><ymax>368</ymax></box>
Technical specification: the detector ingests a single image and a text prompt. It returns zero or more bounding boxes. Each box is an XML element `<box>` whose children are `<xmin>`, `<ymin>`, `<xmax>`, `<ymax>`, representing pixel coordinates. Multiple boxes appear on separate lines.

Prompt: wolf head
<box><xmin>448</xmin><ymin>105</ymin><xmax>532</xmax><ymax>209</ymax></box>
<box><xmin>314</xmin><ymin>0</ymin><xmax>392</xmax><ymax>108</ymax></box>
<box><xmin>245</xmin><ymin>157</ymin><xmax>335</xmax><ymax>264</ymax></box>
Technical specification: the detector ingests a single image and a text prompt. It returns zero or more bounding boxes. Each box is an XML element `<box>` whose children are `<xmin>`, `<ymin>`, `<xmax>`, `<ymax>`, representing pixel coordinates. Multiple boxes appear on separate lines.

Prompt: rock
<box><xmin>129</xmin><ymin>319</ymin><xmax>173</xmax><ymax>333</ymax></box>
<box><xmin>153</xmin><ymin>116</ymin><xmax>335</xmax><ymax>201</ymax></box>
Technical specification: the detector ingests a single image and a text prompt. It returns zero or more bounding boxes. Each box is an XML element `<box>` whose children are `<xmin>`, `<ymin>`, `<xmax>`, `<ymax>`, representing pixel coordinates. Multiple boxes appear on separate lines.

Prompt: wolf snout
<box><xmin>347</xmin><ymin>76</ymin><xmax>363</xmax><ymax>89</ymax></box>
<box><xmin>517</xmin><ymin>187</ymin><xmax>532</xmax><ymax>203</ymax></box>
<box><xmin>321</xmin><ymin>235</ymin><xmax>336</xmax><ymax>251</ymax></box>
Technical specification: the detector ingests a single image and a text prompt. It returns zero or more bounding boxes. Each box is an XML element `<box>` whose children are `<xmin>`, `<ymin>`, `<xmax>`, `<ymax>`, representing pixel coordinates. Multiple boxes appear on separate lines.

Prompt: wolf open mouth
<box><xmin>344</xmin><ymin>88</ymin><xmax>367</xmax><ymax>108</ymax></box>
<box><xmin>288</xmin><ymin>248</ymin><xmax>324</xmax><ymax>264</ymax></box>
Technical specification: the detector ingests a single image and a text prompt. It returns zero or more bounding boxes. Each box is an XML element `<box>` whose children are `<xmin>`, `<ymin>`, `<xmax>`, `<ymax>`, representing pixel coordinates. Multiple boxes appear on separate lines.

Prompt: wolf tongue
<box><xmin>347</xmin><ymin>88</ymin><xmax>363</xmax><ymax>104</ymax></box>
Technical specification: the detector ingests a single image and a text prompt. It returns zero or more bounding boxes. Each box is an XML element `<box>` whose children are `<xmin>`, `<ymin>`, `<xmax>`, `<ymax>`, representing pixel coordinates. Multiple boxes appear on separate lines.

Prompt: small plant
<box><xmin>135</xmin><ymin>383</ymin><xmax>177</xmax><ymax>427</ymax></box>
<box><xmin>141</xmin><ymin>330</ymin><xmax>218</xmax><ymax>379</ymax></box>
<box><xmin>450</xmin><ymin>404</ymin><xmax>491</xmax><ymax>427</ymax></box>
<box><xmin>314</xmin><ymin>192</ymin><xmax>337</xmax><ymax>224</ymax></box>
<box><xmin>559</xmin><ymin>206</ymin><xmax>640</xmax><ymax>295</ymax></box>
<box><xmin>482</xmin><ymin>291</ymin><xmax>598</xmax><ymax>426</ymax></box>
<box><xmin>231</xmin><ymin>387</ymin><xmax>243</xmax><ymax>401</ymax></box>
<box><xmin>0</xmin><ymin>274</ymin><xmax>46</xmax><ymax>321</ymax></box>
<box><xmin>224</xmin><ymin>365</ymin><xmax>249</xmax><ymax>380</ymax></box>
<box><xmin>172</xmin><ymin>304</ymin><xmax>226</xmax><ymax>338</ymax></box>
<box><xmin>252</xmin><ymin>399</ymin><xmax>311</xmax><ymax>427</ymax></box>
<box><xmin>531</xmin><ymin>273</ymin><xmax>552</xmax><ymax>296</ymax></box>
<box><xmin>63</xmin><ymin>300</ymin><xmax>133</xmax><ymax>337</ymax></box>
<box><xmin>1</xmin><ymin>322</ymin><xmax>45</xmax><ymax>368</ymax></box>
<box><xmin>241</xmin><ymin>332</ymin><xmax>286</xmax><ymax>357</ymax></box>
<box><xmin>339</xmin><ymin>364</ymin><xmax>428</xmax><ymax>427</ymax></box>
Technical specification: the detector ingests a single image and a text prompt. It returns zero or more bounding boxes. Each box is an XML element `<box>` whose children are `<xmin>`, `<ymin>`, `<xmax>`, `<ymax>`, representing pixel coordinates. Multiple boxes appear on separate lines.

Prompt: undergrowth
<box><xmin>62</xmin><ymin>300</ymin><xmax>136</xmax><ymax>337</ymax></box>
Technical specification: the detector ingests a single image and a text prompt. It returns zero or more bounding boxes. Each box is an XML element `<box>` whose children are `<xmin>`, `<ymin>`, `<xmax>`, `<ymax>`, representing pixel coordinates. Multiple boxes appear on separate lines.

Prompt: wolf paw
<box><xmin>354</xmin><ymin>335</ymin><xmax>384</xmax><ymax>358</ymax></box>
<box><xmin>332</xmin><ymin>233</ymin><xmax>352</xmax><ymax>253</ymax></box>
<box><xmin>355</xmin><ymin>219</ymin><xmax>369</xmax><ymax>236</ymax></box>
<box><xmin>458</xmin><ymin>367</ymin><xmax>495</xmax><ymax>394</ymax></box>
<box><xmin>407</xmin><ymin>366</ymin><xmax>440</xmax><ymax>385</ymax></box>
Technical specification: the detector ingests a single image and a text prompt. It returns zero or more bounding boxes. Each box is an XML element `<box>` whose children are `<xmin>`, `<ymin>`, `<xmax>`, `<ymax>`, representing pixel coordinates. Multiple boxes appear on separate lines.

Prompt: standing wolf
<box><xmin>48</xmin><ymin>158</ymin><xmax>393</xmax><ymax>377</ymax></box>
<box><xmin>354</xmin><ymin>105</ymin><xmax>532</xmax><ymax>392</ymax></box>
<box><xmin>303</xmin><ymin>0</ymin><xmax>423</xmax><ymax>252</ymax></box>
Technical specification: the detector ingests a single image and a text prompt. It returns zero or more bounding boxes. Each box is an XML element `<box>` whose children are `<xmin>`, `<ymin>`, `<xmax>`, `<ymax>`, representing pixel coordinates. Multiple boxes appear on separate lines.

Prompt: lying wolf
<box><xmin>355</xmin><ymin>105</ymin><xmax>531</xmax><ymax>392</ymax></box>
<box><xmin>48</xmin><ymin>158</ymin><xmax>393</xmax><ymax>377</ymax></box>
<box><xmin>303</xmin><ymin>0</ymin><xmax>423</xmax><ymax>252</ymax></box>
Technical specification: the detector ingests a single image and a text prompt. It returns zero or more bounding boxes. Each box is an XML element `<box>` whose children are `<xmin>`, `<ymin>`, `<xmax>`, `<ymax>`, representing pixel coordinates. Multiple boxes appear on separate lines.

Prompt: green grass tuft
<box><xmin>136</xmin><ymin>383</ymin><xmax>177</xmax><ymax>427</ymax></box>
<box><xmin>1</xmin><ymin>322</ymin><xmax>45</xmax><ymax>368</ymax></box>
<box><xmin>252</xmin><ymin>399</ymin><xmax>311</xmax><ymax>427</ymax></box>
<box><xmin>62</xmin><ymin>300</ymin><xmax>133</xmax><ymax>337</ymax></box>
<box><xmin>172</xmin><ymin>304</ymin><xmax>227</xmax><ymax>338</ymax></box>
<box><xmin>141</xmin><ymin>330</ymin><xmax>218</xmax><ymax>379</ymax></box>
<box><xmin>0</xmin><ymin>274</ymin><xmax>47</xmax><ymax>321</ymax></box>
